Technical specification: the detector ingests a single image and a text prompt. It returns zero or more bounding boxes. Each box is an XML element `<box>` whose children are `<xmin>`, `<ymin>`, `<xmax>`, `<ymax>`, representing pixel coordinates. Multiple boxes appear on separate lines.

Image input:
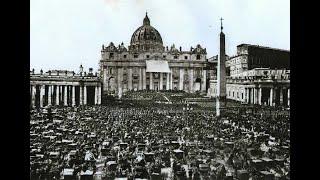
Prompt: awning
<box><xmin>146</xmin><ymin>60</ymin><xmax>171</xmax><ymax>73</ymax></box>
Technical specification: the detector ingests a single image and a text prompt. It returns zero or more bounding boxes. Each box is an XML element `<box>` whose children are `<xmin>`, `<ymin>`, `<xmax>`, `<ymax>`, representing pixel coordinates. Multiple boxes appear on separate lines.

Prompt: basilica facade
<box><xmin>99</xmin><ymin>13</ymin><xmax>209</xmax><ymax>97</ymax></box>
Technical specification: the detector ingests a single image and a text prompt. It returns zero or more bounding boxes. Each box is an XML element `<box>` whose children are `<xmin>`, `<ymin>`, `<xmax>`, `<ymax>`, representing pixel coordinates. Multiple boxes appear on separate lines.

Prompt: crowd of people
<box><xmin>30</xmin><ymin>92</ymin><xmax>290</xmax><ymax>180</ymax></box>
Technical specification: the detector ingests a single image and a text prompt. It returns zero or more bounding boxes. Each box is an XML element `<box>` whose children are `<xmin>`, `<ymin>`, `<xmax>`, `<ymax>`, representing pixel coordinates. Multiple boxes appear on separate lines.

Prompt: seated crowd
<box><xmin>30</xmin><ymin>96</ymin><xmax>290</xmax><ymax>180</ymax></box>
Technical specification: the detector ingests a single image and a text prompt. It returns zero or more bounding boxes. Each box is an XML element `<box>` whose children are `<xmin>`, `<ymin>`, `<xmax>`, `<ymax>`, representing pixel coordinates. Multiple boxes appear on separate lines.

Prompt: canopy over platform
<box><xmin>146</xmin><ymin>60</ymin><xmax>170</xmax><ymax>73</ymax></box>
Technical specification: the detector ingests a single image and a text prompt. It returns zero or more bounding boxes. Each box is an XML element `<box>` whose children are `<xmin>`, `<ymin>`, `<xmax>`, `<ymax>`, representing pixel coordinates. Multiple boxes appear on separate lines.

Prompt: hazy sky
<box><xmin>30</xmin><ymin>0</ymin><xmax>290</xmax><ymax>72</ymax></box>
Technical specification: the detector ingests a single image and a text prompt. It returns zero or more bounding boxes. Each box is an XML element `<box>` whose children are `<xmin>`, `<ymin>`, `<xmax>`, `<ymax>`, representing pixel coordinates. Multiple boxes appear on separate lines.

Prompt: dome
<box><xmin>129</xmin><ymin>13</ymin><xmax>164</xmax><ymax>52</ymax></box>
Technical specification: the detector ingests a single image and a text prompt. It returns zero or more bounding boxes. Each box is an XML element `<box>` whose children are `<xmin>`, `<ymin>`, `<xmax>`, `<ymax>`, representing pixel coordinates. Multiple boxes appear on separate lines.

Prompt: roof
<box><xmin>237</xmin><ymin>43</ymin><xmax>290</xmax><ymax>52</ymax></box>
<box><xmin>146</xmin><ymin>60</ymin><xmax>171</xmax><ymax>73</ymax></box>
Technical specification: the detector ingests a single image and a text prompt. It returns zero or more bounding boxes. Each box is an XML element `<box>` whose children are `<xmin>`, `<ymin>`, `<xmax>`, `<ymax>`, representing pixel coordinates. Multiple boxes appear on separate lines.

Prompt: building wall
<box><xmin>227</xmin><ymin>44</ymin><xmax>290</xmax><ymax>76</ymax></box>
<box><xmin>100</xmin><ymin>43</ymin><xmax>209</xmax><ymax>95</ymax></box>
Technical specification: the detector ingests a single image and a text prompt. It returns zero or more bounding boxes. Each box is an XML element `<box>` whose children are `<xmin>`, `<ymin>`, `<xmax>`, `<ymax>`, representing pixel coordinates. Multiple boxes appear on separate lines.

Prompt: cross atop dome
<box><xmin>143</xmin><ymin>11</ymin><xmax>150</xmax><ymax>26</ymax></box>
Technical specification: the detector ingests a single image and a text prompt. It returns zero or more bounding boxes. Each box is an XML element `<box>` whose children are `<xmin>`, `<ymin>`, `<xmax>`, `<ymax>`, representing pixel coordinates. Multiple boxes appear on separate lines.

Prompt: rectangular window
<box><xmin>174</xmin><ymin>55</ymin><xmax>178</xmax><ymax>59</ymax></box>
<box><xmin>196</xmin><ymin>54</ymin><xmax>200</xmax><ymax>60</ymax></box>
<box><xmin>134</xmin><ymin>54</ymin><xmax>138</xmax><ymax>58</ymax></box>
<box><xmin>163</xmin><ymin>55</ymin><xmax>166</xmax><ymax>58</ymax></box>
<box><xmin>109</xmin><ymin>53</ymin><xmax>114</xmax><ymax>58</ymax></box>
<box><xmin>185</xmin><ymin>56</ymin><xmax>188</xmax><ymax>60</ymax></box>
<box><xmin>123</xmin><ymin>55</ymin><xmax>127</xmax><ymax>58</ymax></box>
<box><xmin>146</xmin><ymin>55</ymin><xmax>150</xmax><ymax>58</ymax></box>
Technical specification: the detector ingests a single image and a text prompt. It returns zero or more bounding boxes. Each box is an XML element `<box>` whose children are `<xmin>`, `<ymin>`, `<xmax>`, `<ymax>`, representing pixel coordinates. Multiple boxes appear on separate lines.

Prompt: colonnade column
<box><xmin>258</xmin><ymin>87</ymin><xmax>262</xmax><ymax>105</ymax></box>
<box><xmin>98</xmin><ymin>85</ymin><xmax>101</xmax><ymax>105</ymax></box>
<box><xmin>179</xmin><ymin>68</ymin><xmax>184</xmax><ymax>91</ymax></box>
<box><xmin>253</xmin><ymin>87</ymin><xmax>258</xmax><ymax>104</ymax></box>
<box><xmin>269</xmin><ymin>88</ymin><xmax>273</xmax><ymax>106</ymax></box>
<box><xmin>80</xmin><ymin>85</ymin><xmax>83</xmax><ymax>105</ymax></box>
<box><xmin>159</xmin><ymin>73</ymin><xmax>163</xmax><ymax>90</ymax></box>
<box><xmin>142</xmin><ymin>68</ymin><xmax>146</xmax><ymax>90</ymax></box>
<box><xmin>48</xmin><ymin>85</ymin><xmax>52</xmax><ymax>106</ymax></box>
<box><xmin>128</xmin><ymin>68</ymin><xmax>133</xmax><ymax>90</ymax></box>
<box><xmin>288</xmin><ymin>88</ymin><xmax>290</xmax><ymax>107</ymax></box>
<box><xmin>56</xmin><ymin>86</ymin><xmax>60</xmax><ymax>106</ymax></box>
<box><xmin>40</xmin><ymin>85</ymin><xmax>45</xmax><ymax>107</ymax></box>
<box><xmin>149</xmin><ymin>72</ymin><xmax>153</xmax><ymax>90</ymax></box>
<box><xmin>84</xmin><ymin>85</ymin><xmax>87</xmax><ymax>105</ymax></box>
<box><xmin>244</xmin><ymin>88</ymin><xmax>248</xmax><ymax>103</ymax></box>
<box><xmin>166</xmin><ymin>73</ymin><xmax>170</xmax><ymax>90</ymax></box>
<box><xmin>95</xmin><ymin>86</ymin><xmax>98</xmax><ymax>105</ymax></box>
<box><xmin>64</xmin><ymin>85</ymin><xmax>68</xmax><ymax>106</ymax></box>
<box><xmin>189</xmin><ymin>68</ymin><xmax>194</xmax><ymax>93</ymax></box>
<box><xmin>31</xmin><ymin>85</ymin><xmax>36</xmax><ymax>107</ymax></box>
<box><xmin>249</xmin><ymin>88</ymin><xmax>254</xmax><ymax>104</ymax></box>
<box><xmin>280</xmin><ymin>88</ymin><xmax>283</xmax><ymax>106</ymax></box>
<box><xmin>72</xmin><ymin>86</ymin><xmax>75</xmax><ymax>106</ymax></box>
<box><xmin>139</xmin><ymin>68</ymin><xmax>143</xmax><ymax>90</ymax></box>
<box><xmin>170</xmin><ymin>69</ymin><xmax>173</xmax><ymax>90</ymax></box>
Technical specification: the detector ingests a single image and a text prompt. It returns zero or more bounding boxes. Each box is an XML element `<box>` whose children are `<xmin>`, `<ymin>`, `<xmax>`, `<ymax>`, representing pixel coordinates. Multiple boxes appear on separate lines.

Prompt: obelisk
<box><xmin>216</xmin><ymin>18</ymin><xmax>227</xmax><ymax>117</ymax></box>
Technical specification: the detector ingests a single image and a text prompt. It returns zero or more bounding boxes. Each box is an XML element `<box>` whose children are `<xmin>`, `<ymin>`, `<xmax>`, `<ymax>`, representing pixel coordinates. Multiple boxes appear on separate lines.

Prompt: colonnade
<box><xmin>30</xmin><ymin>84</ymin><xmax>101</xmax><ymax>108</ymax></box>
<box><xmin>242</xmin><ymin>86</ymin><xmax>290</xmax><ymax>107</ymax></box>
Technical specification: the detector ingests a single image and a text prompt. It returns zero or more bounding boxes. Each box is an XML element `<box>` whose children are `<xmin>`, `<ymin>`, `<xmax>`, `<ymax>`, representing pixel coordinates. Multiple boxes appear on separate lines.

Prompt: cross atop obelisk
<box><xmin>220</xmin><ymin>17</ymin><xmax>224</xmax><ymax>32</ymax></box>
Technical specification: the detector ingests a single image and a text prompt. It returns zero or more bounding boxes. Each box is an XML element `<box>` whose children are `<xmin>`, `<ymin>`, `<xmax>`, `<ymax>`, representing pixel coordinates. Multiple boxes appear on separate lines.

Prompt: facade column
<box><xmin>201</xmin><ymin>69</ymin><xmax>207</xmax><ymax>92</ymax></box>
<box><xmin>31</xmin><ymin>85</ymin><xmax>36</xmax><ymax>107</ymax></box>
<box><xmin>149</xmin><ymin>72</ymin><xmax>153</xmax><ymax>90</ymax></box>
<box><xmin>48</xmin><ymin>85</ymin><xmax>52</xmax><ymax>106</ymax></box>
<box><xmin>139</xmin><ymin>68</ymin><xmax>143</xmax><ymax>90</ymax></box>
<box><xmin>159</xmin><ymin>73</ymin><xmax>163</xmax><ymax>90</ymax></box>
<box><xmin>103</xmin><ymin>68</ymin><xmax>108</xmax><ymax>92</ymax></box>
<box><xmin>189</xmin><ymin>68</ymin><xmax>194</xmax><ymax>93</ymax></box>
<box><xmin>84</xmin><ymin>85</ymin><xmax>87</xmax><ymax>105</ymax></box>
<box><xmin>98</xmin><ymin>85</ymin><xmax>102</xmax><ymax>105</ymax></box>
<box><xmin>117</xmin><ymin>67</ymin><xmax>123</xmax><ymax>95</ymax></box>
<box><xmin>56</xmin><ymin>86</ymin><xmax>60</xmax><ymax>106</ymax></box>
<box><xmin>179</xmin><ymin>68</ymin><xmax>184</xmax><ymax>91</ymax></box>
<box><xmin>166</xmin><ymin>73</ymin><xmax>170</xmax><ymax>90</ymax></box>
<box><xmin>64</xmin><ymin>85</ymin><xmax>68</xmax><ymax>106</ymax></box>
<box><xmin>142</xmin><ymin>68</ymin><xmax>146</xmax><ymax>90</ymax></box>
<box><xmin>279</xmin><ymin>88</ymin><xmax>283</xmax><ymax>106</ymax></box>
<box><xmin>72</xmin><ymin>86</ymin><xmax>75</xmax><ymax>106</ymax></box>
<box><xmin>128</xmin><ymin>68</ymin><xmax>133</xmax><ymax>90</ymax></box>
<box><xmin>269</xmin><ymin>88</ymin><xmax>273</xmax><ymax>106</ymax></box>
<box><xmin>287</xmin><ymin>88</ymin><xmax>290</xmax><ymax>107</ymax></box>
<box><xmin>80</xmin><ymin>85</ymin><xmax>83</xmax><ymax>105</ymax></box>
<box><xmin>40</xmin><ymin>85</ymin><xmax>45</xmax><ymax>107</ymax></box>
<box><xmin>258</xmin><ymin>87</ymin><xmax>262</xmax><ymax>105</ymax></box>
